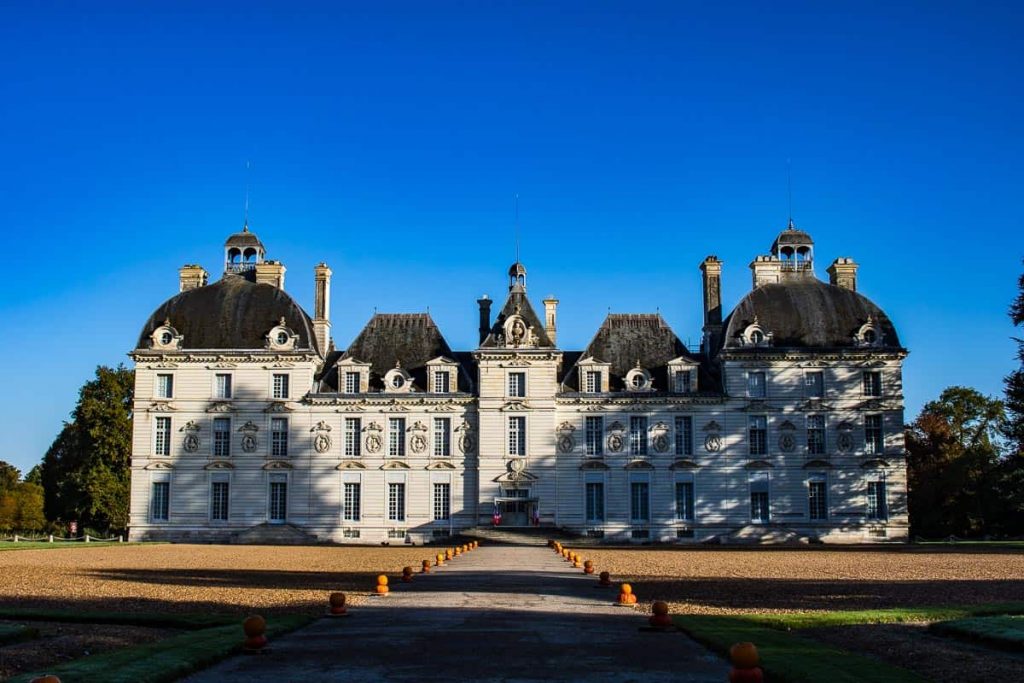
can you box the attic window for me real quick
[391,375,405,389]
[741,320,771,347]
[855,318,883,347]
[384,366,413,393]
[625,367,652,392]
[266,319,297,351]
[150,322,182,350]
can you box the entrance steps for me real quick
[462,526,576,546]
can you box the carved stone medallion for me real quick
[183,434,200,453]
[410,434,427,453]
[779,433,796,453]
[607,433,624,453]
[557,434,575,453]
[314,433,332,454]
[365,433,382,454]
[653,434,670,453]
[704,434,722,452]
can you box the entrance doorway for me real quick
[494,488,537,527]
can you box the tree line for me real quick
[5,265,1024,537]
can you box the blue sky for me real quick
[1,1,1021,474]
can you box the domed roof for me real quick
[136,275,319,353]
[224,226,264,250]
[721,280,900,350]
[508,261,527,277]
[771,221,814,252]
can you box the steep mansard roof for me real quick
[561,313,699,391]
[136,274,319,353]
[320,313,475,392]
[721,280,901,350]
[480,289,554,349]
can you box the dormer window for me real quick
[433,371,450,393]
[384,364,413,394]
[673,370,691,394]
[585,370,602,393]
[343,372,360,394]
[624,366,652,392]
[855,318,884,347]
[391,375,405,389]
[266,318,297,351]
[425,356,459,394]
[150,320,183,350]
[741,319,771,347]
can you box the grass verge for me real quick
[674,614,928,683]
[8,614,315,683]
[0,622,39,645]
[0,542,127,551]
[930,614,1024,651]
[0,607,234,630]
[743,603,1024,630]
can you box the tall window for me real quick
[585,416,603,456]
[433,371,450,394]
[156,374,173,399]
[433,418,451,457]
[865,414,884,454]
[151,481,170,521]
[584,370,602,393]
[154,417,171,456]
[805,371,824,398]
[585,482,605,522]
[749,416,768,456]
[629,416,648,456]
[808,475,828,520]
[213,418,231,458]
[675,416,693,456]
[389,418,405,456]
[272,373,289,399]
[388,483,406,521]
[343,371,360,394]
[630,481,650,522]
[210,480,229,521]
[673,370,692,394]
[268,474,287,522]
[863,371,882,397]
[675,479,695,521]
[214,373,232,399]
[344,418,361,457]
[433,483,451,521]
[807,415,825,455]
[750,473,770,523]
[508,372,526,397]
[271,418,289,457]
[508,416,526,456]
[867,479,888,520]
[342,482,361,521]
[748,371,766,398]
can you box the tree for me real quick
[40,365,134,531]
[906,386,1007,537]
[1000,258,1024,532]
[0,461,19,494]
[0,462,47,533]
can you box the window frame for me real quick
[271,373,290,400]
[153,416,171,457]
[214,373,233,400]
[388,482,406,522]
[629,416,648,456]
[343,371,360,394]
[806,414,826,455]
[270,417,289,457]
[507,371,527,398]
[507,416,526,457]
[749,471,770,523]
[342,480,361,522]
[866,478,889,520]
[267,473,288,523]
[865,414,884,454]
[433,482,451,521]
[388,417,406,457]
[584,480,605,523]
[629,479,651,523]
[433,417,451,457]
[748,415,768,456]
[675,476,695,522]
[155,373,174,399]
[344,418,361,457]
[807,474,828,521]
[805,371,824,398]
[584,370,602,394]
[433,370,451,394]
[748,371,767,398]
[210,477,230,522]
[584,416,604,457]
[862,371,882,397]
[150,478,170,522]
[212,417,231,458]
[675,416,693,456]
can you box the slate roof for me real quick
[136,274,319,353]
[320,313,474,392]
[561,314,699,391]
[480,289,554,348]
[771,223,814,252]
[721,280,901,350]
[224,227,264,250]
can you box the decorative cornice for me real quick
[132,351,322,364]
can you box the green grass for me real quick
[0,607,235,630]
[675,615,928,683]
[915,540,1024,550]
[9,614,315,683]
[743,603,1024,630]
[0,622,39,645]
[0,541,127,551]
[931,615,1024,651]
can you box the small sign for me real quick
[69,521,78,535]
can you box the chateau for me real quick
[128,221,909,544]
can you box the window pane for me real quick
[508,372,526,397]
[674,370,691,393]
[629,417,647,456]
[343,482,361,521]
[434,371,450,394]
[508,416,525,456]
[154,417,171,456]
[808,479,827,520]
[151,481,170,521]
[211,481,229,521]
[215,374,232,399]
[806,372,823,397]
[389,418,405,456]
[433,483,450,521]
[749,372,766,398]
[630,482,650,522]
[675,481,694,521]
[345,418,361,457]
[344,372,359,394]
[585,482,604,521]
[388,483,406,521]
[157,374,173,398]
[749,416,767,456]
[271,418,289,457]
[213,418,231,458]
[434,418,451,456]
[269,480,287,521]
[585,370,601,393]
[273,374,289,399]
[675,416,693,456]
[585,417,603,456]
[807,415,825,455]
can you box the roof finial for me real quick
[786,158,794,230]
[243,159,252,232]
[514,193,520,264]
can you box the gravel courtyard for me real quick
[0,544,434,615]
[578,546,1024,613]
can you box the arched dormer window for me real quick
[624,364,652,392]
[150,320,183,350]
[854,317,884,347]
[384,362,414,393]
[266,318,297,351]
[741,318,772,347]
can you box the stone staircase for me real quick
[230,523,320,545]
[461,526,577,546]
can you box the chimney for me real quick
[700,256,723,354]
[477,295,492,345]
[827,257,859,292]
[750,255,781,288]
[313,263,332,353]
[178,265,208,292]
[543,296,559,346]
[254,260,286,289]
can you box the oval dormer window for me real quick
[750,330,764,344]
[391,374,405,389]
[625,367,652,391]
[276,331,289,346]
[863,329,877,344]
[266,319,296,351]
[160,330,174,345]
[150,322,182,350]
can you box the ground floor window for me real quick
[151,480,169,521]
[675,479,694,521]
[433,482,450,521]
[268,475,287,522]
[749,472,770,523]
[808,475,828,520]
[630,481,650,522]
[389,482,406,522]
[343,482,361,521]
[585,481,604,522]
[210,480,229,521]
[867,479,888,520]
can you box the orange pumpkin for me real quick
[620,583,633,595]
[29,676,61,683]
[242,615,266,638]
[729,642,760,670]
[329,592,346,608]
[652,601,669,616]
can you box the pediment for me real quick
[492,470,539,483]
[204,460,235,470]
[669,459,699,470]
[579,460,609,470]
[860,458,891,469]
[146,401,177,413]
[143,461,174,470]
[381,460,412,470]
[501,401,531,412]
[264,402,294,413]
[426,461,457,470]
[207,402,235,413]
[576,355,611,367]
[667,356,700,367]
[625,459,654,470]
[745,459,774,470]
[803,459,833,469]
[336,460,366,470]
[426,355,459,366]
[337,357,372,367]
[263,460,293,470]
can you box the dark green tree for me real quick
[41,365,134,531]
[0,461,19,494]
[999,259,1024,532]
[906,386,1006,537]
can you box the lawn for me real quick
[0,541,126,551]
[931,614,1024,650]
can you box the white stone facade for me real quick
[128,225,909,544]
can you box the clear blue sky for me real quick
[1,1,1021,474]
